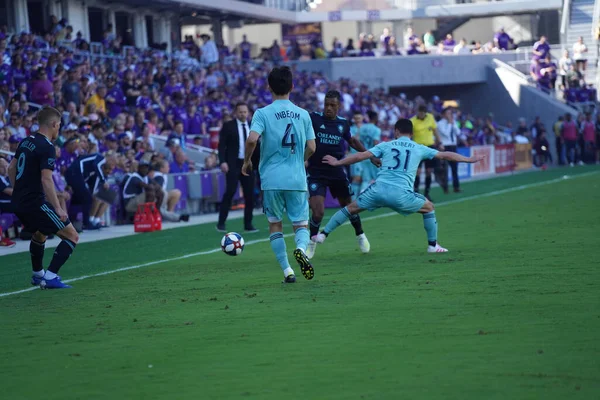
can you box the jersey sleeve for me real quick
[420,144,439,160]
[40,144,56,171]
[342,120,352,142]
[250,109,265,136]
[305,111,316,140]
[368,142,386,158]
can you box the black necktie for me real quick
[242,123,247,141]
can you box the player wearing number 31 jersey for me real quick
[312,118,483,254]
[242,66,316,283]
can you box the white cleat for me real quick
[427,244,449,253]
[312,233,327,244]
[357,233,370,253]
[305,240,317,259]
[578,161,585,166]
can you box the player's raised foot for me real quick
[293,248,314,280]
[40,276,72,289]
[427,244,448,253]
[305,239,317,259]
[357,233,370,253]
[311,233,327,244]
[282,274,296,284]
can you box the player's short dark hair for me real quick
[235,102,248,110]
[367,110,378,121]
[395,118,413,134]
[325,90,341,102]
[417,105,428,113]
[37,106,62,127]
[174,120,183,127]
[268,66,293,96]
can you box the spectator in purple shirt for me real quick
[532,36,550,61]
[442,34,456,52]
[135,85,152,113]
[493,28,513,51]
[105,75,126,118]
[30,69,54,105]
[167,93,188,130]
[163,74,184,97]
[169,148,192,173]
[186,104,203,136]
[239,35,252,61]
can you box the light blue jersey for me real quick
[369,136,438,190]
[250,99,315,191]
[357,123,381,149]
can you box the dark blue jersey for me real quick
[11,134,56,208]
[69,153,106,185]
[307,112,351,178]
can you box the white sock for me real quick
[44,271,57,280]
[89,217,95,224]
[93,217,101,224]
[32,270,44,277]
[283,267,294,277]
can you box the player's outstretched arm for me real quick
[435,151,484,163]
[323,151,374,167]
[241,131,260,176]
[7,158,16,187]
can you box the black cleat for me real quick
[293,249,314,280]
[245,225,259,233]
[180,214,190,222]
[282,274,296,283]
[216,224,226,233]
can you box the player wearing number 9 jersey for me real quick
[312,118,484,254]
[242,66,316,283]
[8,106,80,289]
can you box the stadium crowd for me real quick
[0,23,596,247]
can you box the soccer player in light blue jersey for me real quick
[242,66,316,283]
[353,111,381,193]
[312,118,483,254]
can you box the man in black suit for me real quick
[217,102,258,233]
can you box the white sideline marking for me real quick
[0,170,597,298]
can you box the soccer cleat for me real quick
[244,225,259,233]
[427,244,449,253]
[578,161,584,166]
[282,274,296,283]
[305,239,317,259]
[0,237,16,248]
[40,276,72,289]
[216,224,226,233]
[311,233,327,244]
[357,233,370,253]
[293,248,314,280]
[31,274,44,286]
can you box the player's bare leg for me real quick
[338,195,370,253]
[306,195,325,259]
[167,189,182,212]
[313,200,366,244]
[418,200,448,253]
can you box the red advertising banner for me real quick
[471,145,495,176]
[494,144,516,173]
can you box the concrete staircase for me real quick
[566,0,597,81]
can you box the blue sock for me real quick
[323,207,352,236]
[48,239,76,274]
[269,233,290,272]
[294,227,310,252]
[423,211,437,246]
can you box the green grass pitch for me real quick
[1,166,599,400]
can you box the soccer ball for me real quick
[221,232,245,256]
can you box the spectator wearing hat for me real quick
[104,133,119,152]
[201,34,219,65]
[117,131,133,153]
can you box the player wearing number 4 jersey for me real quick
[242,66,316,283]
[8,107,80,289]
[312,118,483,253]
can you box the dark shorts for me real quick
[308,174,352,199]
[16,201,71,235]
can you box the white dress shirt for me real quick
[236,119,248,159]
[437,118,460,146]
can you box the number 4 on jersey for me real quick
[281,123,296,154]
